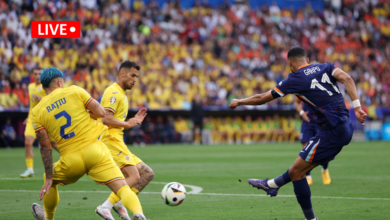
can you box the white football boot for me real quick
[21,169,34,178]
[95,205,115,220]
[31,203,47,220]
[113,203,131,220]
[132,213,147,220]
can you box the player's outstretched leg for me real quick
[289,156,319,220]
[31,174,59,220]
[248,169,291,197]
[100,163,154,220]
[21,136,35,178]
[321,162,331,185]
[106,180,146,220]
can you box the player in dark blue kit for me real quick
[295,98,331,185]
[229,47,367,220]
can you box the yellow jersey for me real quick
[99,83,128,140]
[32,85,107,155]
[28,83,46,120]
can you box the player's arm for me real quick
[294,97,310,122]
[333,69,367,125]
[36,128,54,200]
[86,99,106,118]
[229,90,275,110]
[102,108,147,130]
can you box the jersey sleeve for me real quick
[31,110,45,132]
[273,75,298,97]
[329,62,340,77]
[100,88,122,114]
[73,86,93,108]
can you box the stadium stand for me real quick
[0,0,389,144]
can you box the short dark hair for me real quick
[287,47,306,59]
[119,61,140,72]
[32,66,42,71]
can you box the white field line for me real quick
[0,179,203,194]
[0,189,389,201]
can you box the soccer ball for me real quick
[161,182,186,206]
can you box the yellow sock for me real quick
[43,174,59,220]
[108,192,121,205]
[26,158,33,169]
[117,185,142,214]
[131,187,139,195]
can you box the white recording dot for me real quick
[70,27,76,32]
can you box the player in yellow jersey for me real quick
[30,67,147,220]
[95,61,154,220]
[21,67,46,178]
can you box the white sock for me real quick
[102,200,114,209]
[116,200,123,206]
[28,168,34,173]
[306,175,312,179]
[267,179,278,188]
[321,168,328,172]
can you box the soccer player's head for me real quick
[287,47,309,72]
[118,60,140,90]
[32,67,42,84]
[40,67,64,90]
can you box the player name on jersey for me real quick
[46,98,67,112]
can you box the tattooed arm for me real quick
[36,129,54,200]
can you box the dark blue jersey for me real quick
[274,62,349,130]
[302,102,317,126]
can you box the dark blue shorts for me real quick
[300,121,318,143]
[299,118,353,166]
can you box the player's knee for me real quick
[288,167,306,181]
[126,172,140,186]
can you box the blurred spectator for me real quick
[191,94,204,143]
[1,118,16,148]
[174,116,192,143]
[201,117,213,145]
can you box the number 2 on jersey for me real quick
[54,111,75,140]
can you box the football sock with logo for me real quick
[322,162,329,171]
[43,175,59,220]
[117,185,143,214]
[26,158,33,171]
[293,178,315,220]
[267,169,292,188]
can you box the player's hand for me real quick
[229,99,240,110]
[354,107,367,126]
[134,108,147,122]
[39,178,53,200]
[301,111,310,122]
[32,94,41,101]
[23,118,28,125]
[127,117,143,129]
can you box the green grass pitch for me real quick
[0,142,389,220]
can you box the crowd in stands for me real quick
[0,0,389,116]
[125,114,301,145]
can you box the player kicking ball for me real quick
[229,47,367,220]
[94,61,154,220]
[295,98,331,185]
[30,67,147,220]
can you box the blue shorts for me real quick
[299,118,353,166]
[300,121,318,143]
